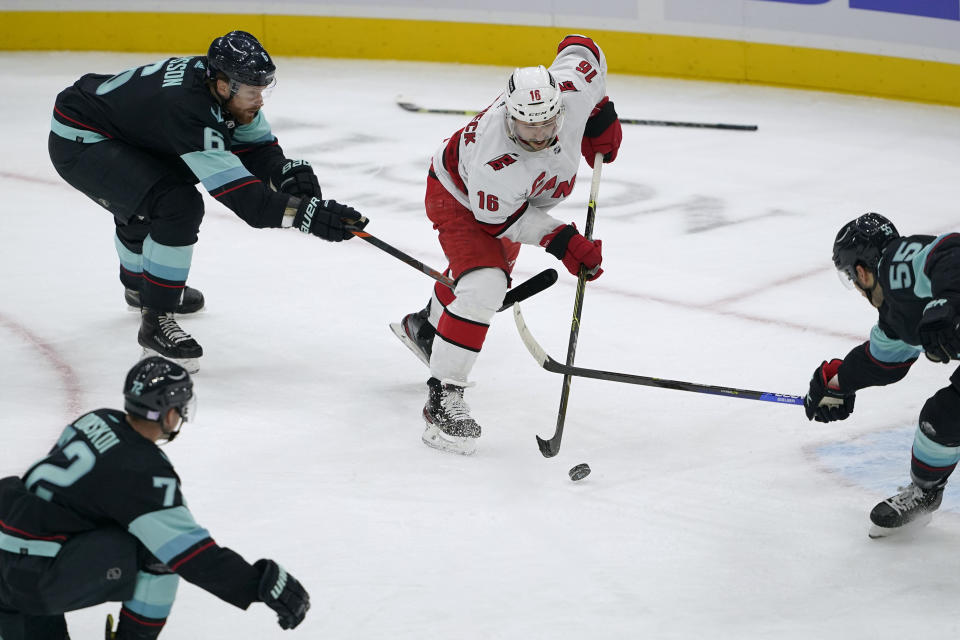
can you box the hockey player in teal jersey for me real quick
[48,30,368,372]
[805,213,960,537]
[0,357,309,639]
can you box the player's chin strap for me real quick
[158,414,184,445]
[854,270,882,306]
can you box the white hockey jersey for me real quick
[430,35,608,246]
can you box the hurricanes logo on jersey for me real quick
[531,171,577,199]
[487,153,518,171]
[558,80,578,92]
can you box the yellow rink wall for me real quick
[2,11,959,106]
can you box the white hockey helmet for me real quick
[504,65,564,149]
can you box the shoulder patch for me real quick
[558,80,578,92]
[557,35,601,63]
[487,153,519,171]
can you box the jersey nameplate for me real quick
[73,413,121,454]
[162,57,193,88]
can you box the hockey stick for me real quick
[499,268,558,312]
[536,154,604,458]
[396,100,758,132]
[346,224,558,311]
[514,303,803,405]
[347,224,454,288]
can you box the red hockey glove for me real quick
[541,224,603,281]
[804,359,856,422]
[581,97,622,168]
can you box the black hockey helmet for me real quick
[832,212,899,284]
[206,30,276,88]
[124,356,195,424]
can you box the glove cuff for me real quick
[819,359,844,388]
[254,559,286,602]
[584,99,618,137]
[543,225,578,259]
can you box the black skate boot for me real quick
[126,286,205,314]
[422,377,481,455]
[390,303,435,367]
[868,480,946,538]
[138,308,203,373]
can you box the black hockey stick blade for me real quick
[514,303,804,406]
[348,221,557,306]
[396,99,757,131]
[498,268,558,312]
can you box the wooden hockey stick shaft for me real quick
[536,154,604,458]
[396,100,758,132]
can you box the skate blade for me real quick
[129,303,206,314]
[140,348,200,374]
[868,512,934,539]
[421,424,477,456]
[389,321,430,367]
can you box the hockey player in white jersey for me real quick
[391,35,622,455]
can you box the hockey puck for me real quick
[568,463,591,481]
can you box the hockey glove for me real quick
[804,359,856,422]
[273,159,322,199]
[918,298,960,363]
[254,559,310,630]
[293,197,367,242]
[581,97,622,168]
[541,223,603,281]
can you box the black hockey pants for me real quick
[48,133,205,311]
[0,527,138,640]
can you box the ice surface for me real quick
[3,51,960,638]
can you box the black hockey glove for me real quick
[918,298,960,363]
[254,559,310,630]
[293,197,368,242]
[804,359,856,423]
[273,159,322,199]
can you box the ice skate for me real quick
[390,304,435,367]
[868,481,945,538]
[138,308,203,373]
[126,285,205,314]
[422,377,481,455]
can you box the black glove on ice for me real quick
[254,559,310,630]
[293,197,367,242]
